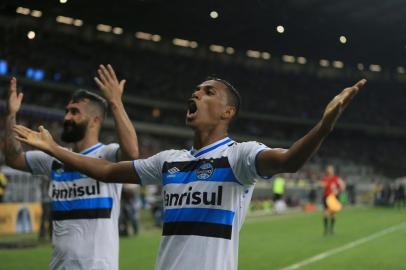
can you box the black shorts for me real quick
[273,193,282,201]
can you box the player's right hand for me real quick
[321,79,367,133]
[7,77,24,114]
[94,64,126,104]
[13,125,57,154]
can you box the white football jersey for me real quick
[133,137,271,270]
[25,143,122,270]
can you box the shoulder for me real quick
[26,150,55,161]
[228,141,267,150]
[85,143,120,162]
[226,140,268,165]
[231,141,266,147]
[227,141,269,156]
[101,143,119,152]
[156,149,188,160]
[94,143,119,157]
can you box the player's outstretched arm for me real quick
[13,125,140,184]
[94,64,139,161]
[4,77,29,171]
[257,79,367,176]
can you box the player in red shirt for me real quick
[321,165,345,235]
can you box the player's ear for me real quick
[90,115,103,128]
[221,105,236,120]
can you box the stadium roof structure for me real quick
[2,0,406,67]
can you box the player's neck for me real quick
[193,129,228,150]
[72,135,100,153]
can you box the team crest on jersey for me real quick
[196,162,214,180]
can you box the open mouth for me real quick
[186,99,198,119]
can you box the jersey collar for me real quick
[80,143,103,155]
[190,137,233,158]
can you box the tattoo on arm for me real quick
[5,114,23,159]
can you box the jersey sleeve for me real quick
[102,143,120,162]
[228,141,274,185]
[132,151,171,185]
[24,150,54,175]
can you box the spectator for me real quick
[0,171,7,202]
[272,175,286,214]
[119,184,140,236]
[394,181,405,209]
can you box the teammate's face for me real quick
[61,100,90,143]
[186,80,229,129]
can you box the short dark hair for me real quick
[70,89,108,118]
[206,76,241,117]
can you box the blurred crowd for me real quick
[1,25,406,127]
[1,23,405,176]
[373,180,406,207]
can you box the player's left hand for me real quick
[94,64,126,104]
[321,79,367,133]
[13,125,57,153]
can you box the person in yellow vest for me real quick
[273,176,286,214]
[0,172,8,202]
[272,176,285,201]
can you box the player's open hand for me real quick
[7,77,23,114]
[13,125,57,153]
[94,64,126,104]
[321,79,367,133]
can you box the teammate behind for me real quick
[13,77,366,270]
[4,65,138,270]
[321,165,346,235]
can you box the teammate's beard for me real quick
[61,120,87,143]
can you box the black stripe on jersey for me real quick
[52,208,112,220]
[162,157,230,173]
[162,221,232,239]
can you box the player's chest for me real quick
[49,160,107,199]
[162,156,237,185]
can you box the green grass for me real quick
[0,207,405,270]
[239,207,406,270]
